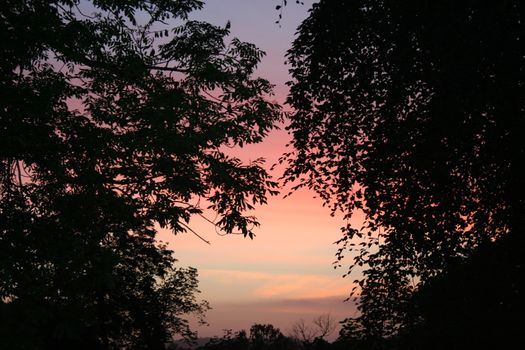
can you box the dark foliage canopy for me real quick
[181,322,366,350]
[285,0,524,338]
[0,0,281,348]
[403,233,525,349]
[192,324,304,350]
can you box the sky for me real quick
[154,0,361,340]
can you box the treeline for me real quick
[169,323,352,350]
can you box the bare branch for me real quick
[313,314,337,339]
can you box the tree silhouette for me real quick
[285,0,524,340]
[290,314,336,344]
[197,325,301,350]
[250,323,284,350]
[200,329,250,350]
[398,233,525,350]
[290,319,317,343]
[1,0,281,348]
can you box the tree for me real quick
[290,314,336,343]
[312,314,337,341]
[398,233,525,350]
[200,329,250,350]
[199,326,300,350]
[1,0,281,348]
[290,319,317,343]
[285,0,524,339]
[250,323,284,350]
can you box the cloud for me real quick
[254,274,350,299]
[197,268,355,303]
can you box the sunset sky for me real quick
[154,0,361,340]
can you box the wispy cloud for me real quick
[254,274,350,299]
[198,268,354,301]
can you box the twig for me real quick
[179,222,211,245]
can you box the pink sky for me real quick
[155,0,363,340]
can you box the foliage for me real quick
[249,323,286,350]
[284,0,524,338]
[199,329,250,350]
[275,0,305,25]
[0,0,281,348]
[398,232,524,350]
[196,324,311,350]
